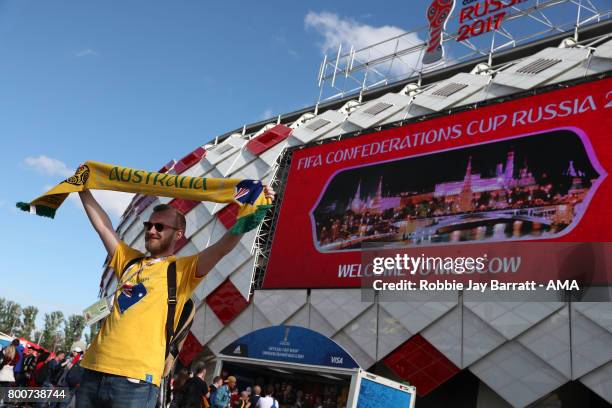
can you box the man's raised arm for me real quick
[196,185,275,278]
[79,189,119,257]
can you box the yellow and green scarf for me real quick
[17,161,272,234]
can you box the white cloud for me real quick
[75,48,99,58]
[305,11,422,77]
[69,190,134,218]
[261,108,274,121]
[24,155,74,178]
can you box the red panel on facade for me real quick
[169,198,199,215]
[205,279,249,325]
[382,334,460,396]
[178,332,203,366]
[216,203,239,229]
[173,147,206,174]
[158,160,176,174]
[246,124,292,155]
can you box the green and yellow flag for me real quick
[17,161,272,234]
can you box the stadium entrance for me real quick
[210,325,416,407]
[217,359,353,408]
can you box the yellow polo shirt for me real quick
[81,241,202,385]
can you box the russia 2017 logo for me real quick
[423,0,455,64]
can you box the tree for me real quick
[85,324,100,347]
[16,306,38,340]
[0,298,22,335]
[62,315,86,352]
[41,311,64,351]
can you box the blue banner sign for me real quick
[220,325,359,369]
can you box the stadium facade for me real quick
[98,19,612,408]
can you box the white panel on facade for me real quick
[228,157,272,181]
[308,305,337,338]
[252,290,308,329]
[376,306,413,361]
[229,257,257,300]
[291,110,347,144]
[285,304,310,328]
[322,121,362,140]
[550,57,612,84]
[413,72,490,111]
[379,290,457,334]
[347,93,412,129]
[310,289,373,334]
[422,305,462,368]
[191,304,224,346]
[573,298,612,333]
[189,218,226,251]
[201,165,224,179]
[184,204,213,239]
[258,140,289,168]
[204,136,247,166]
[379,103,435,126]
[570,307,612,378]
[176,240,198,257]
[580,361,612,404]
[517,306,571,378]
[333,305,377,368]
[464,290,564,340]
[459,82,519,106]
[493,47,590,90]
[193,269,225,302]
[131,233,146,253]
[463,308,506,366]
[122,216,142,247]
[223,148,259,176]
[470,342,568,408]
[213,236,254,281]
[593,38,612,59]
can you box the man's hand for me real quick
[195,184,275,278]
[263,184,275,203]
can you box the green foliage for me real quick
[62,315,86,352]
[40,311,64,351]
[0,298,22,335]
[15,306,38,339]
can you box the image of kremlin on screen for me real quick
[312,130,601,252]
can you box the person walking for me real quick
[211,376,236,408]
[175,361,209,408]
[256,386,278,408]
[0,341,18,386]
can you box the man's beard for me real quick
[145,234,173,255]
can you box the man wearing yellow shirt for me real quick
[75,186,274,408]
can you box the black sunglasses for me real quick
[143,221,179,232]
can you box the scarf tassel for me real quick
[230,204,272,235]
[16,202,57,219]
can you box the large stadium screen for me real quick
[264,77,612,289]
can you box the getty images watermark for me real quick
[369,253,579,292]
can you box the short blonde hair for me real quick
[152,204,186,231]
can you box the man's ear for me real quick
[175,229,184,241]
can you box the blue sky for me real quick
[0,0,436,335]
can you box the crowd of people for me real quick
[170,363,347,408]
[0,338,84,407]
